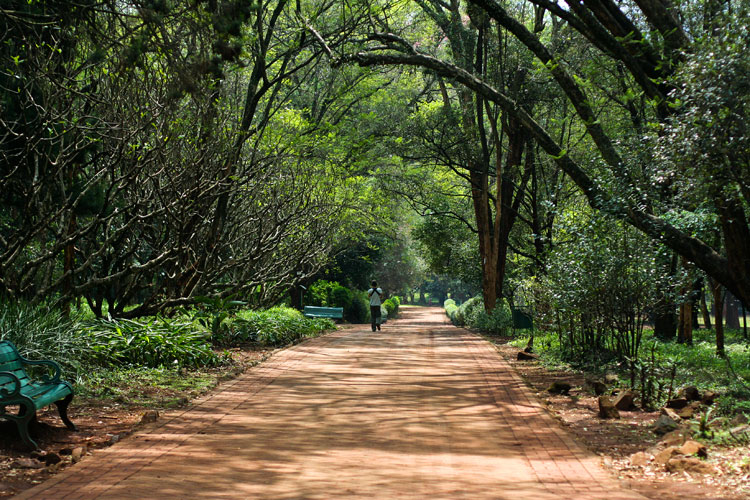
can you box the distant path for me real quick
[17,307,645,499]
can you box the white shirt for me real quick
[368,288,383,306]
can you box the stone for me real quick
[677,401,701,419]
[71,447,85,464]
[517,351,539,361]
[653,446,681,465]
[584,378,607,396]
[678,440,707,458]
[108,434,120,445]
[614,389,637,411]
[44,452,62,465]
[12,458,44,469]
[629,451,652,467]
[141,410,160,424]
[665,398,689,409]
[681,386,701,402]
[598,396,620,419]
[660,407,681,421]
[666,457,716,475]
[547,381,572,395]
[659,429,689,447]
[653,414,679,435]
[729,424,750,439]
[604,373,619,385]
[701,390,718,405]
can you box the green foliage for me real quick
[84,317,224,369]
[222,306,333,347]
[514,326,750,415]
[307,279,369,323]
[190,296,247,336]
[0,301,90,375]
[307,280,340,307]
[383,298,398,317]
[535,211,666,362]
[445,296,512,334]
[345,292,371,324]
[444,298,458,319]
[78,366,223,408]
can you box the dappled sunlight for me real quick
[18,308,643,499]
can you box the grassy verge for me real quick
[509,327,750,416]
[0,302,335,410]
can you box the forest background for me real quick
[1,0,749,428]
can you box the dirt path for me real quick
[16,307,646,499]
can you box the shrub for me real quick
[444,299,458,321]
[346,292,370,324]
[383,298,396,317]
[85,316,224,369]
[307,280,339,306]
[331,285,353,309]
[474,301,512,335]
[228,306,333,347]
[446,296,512,334]
[0,301,90,375]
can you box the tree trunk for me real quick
[725,292,741,329]
[700,285,712,330]
[289,285,302,310]
[710,279,725,357]
[677,302,693,345]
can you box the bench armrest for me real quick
[19,359,62,384]
[0,371,23,398]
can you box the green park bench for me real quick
[0,340,76,449]
[303,306,344,320]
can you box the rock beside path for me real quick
[653,414,679,435]
[613,389,637,411]
[666,457,716,475]
[598,396,620,419]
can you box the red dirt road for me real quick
[16,307,645,499]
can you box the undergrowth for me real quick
[510,327,750,415]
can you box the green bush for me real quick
[0,301,90,375]
[474,302,512,334]
[445,296,512,334]
[307,280,367,323]
[85,316,224,369]
[444,299,458,321]
[307,280,339,306]
[345,292,370,324]
[331,285,353,309]
[228,306,333,347]
[383,298,397,317]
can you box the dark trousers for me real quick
[370,305,381,331]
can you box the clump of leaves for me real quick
[214,306,334,347]
[85,316,226,368]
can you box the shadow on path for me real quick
[17,307,645,499]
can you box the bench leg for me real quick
[16,403,40,450]
[55,393,77,431]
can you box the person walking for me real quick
[368,280,383,332]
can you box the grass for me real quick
[511,326,750,415]
[77,366,227,408]
[1,301,337,412]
